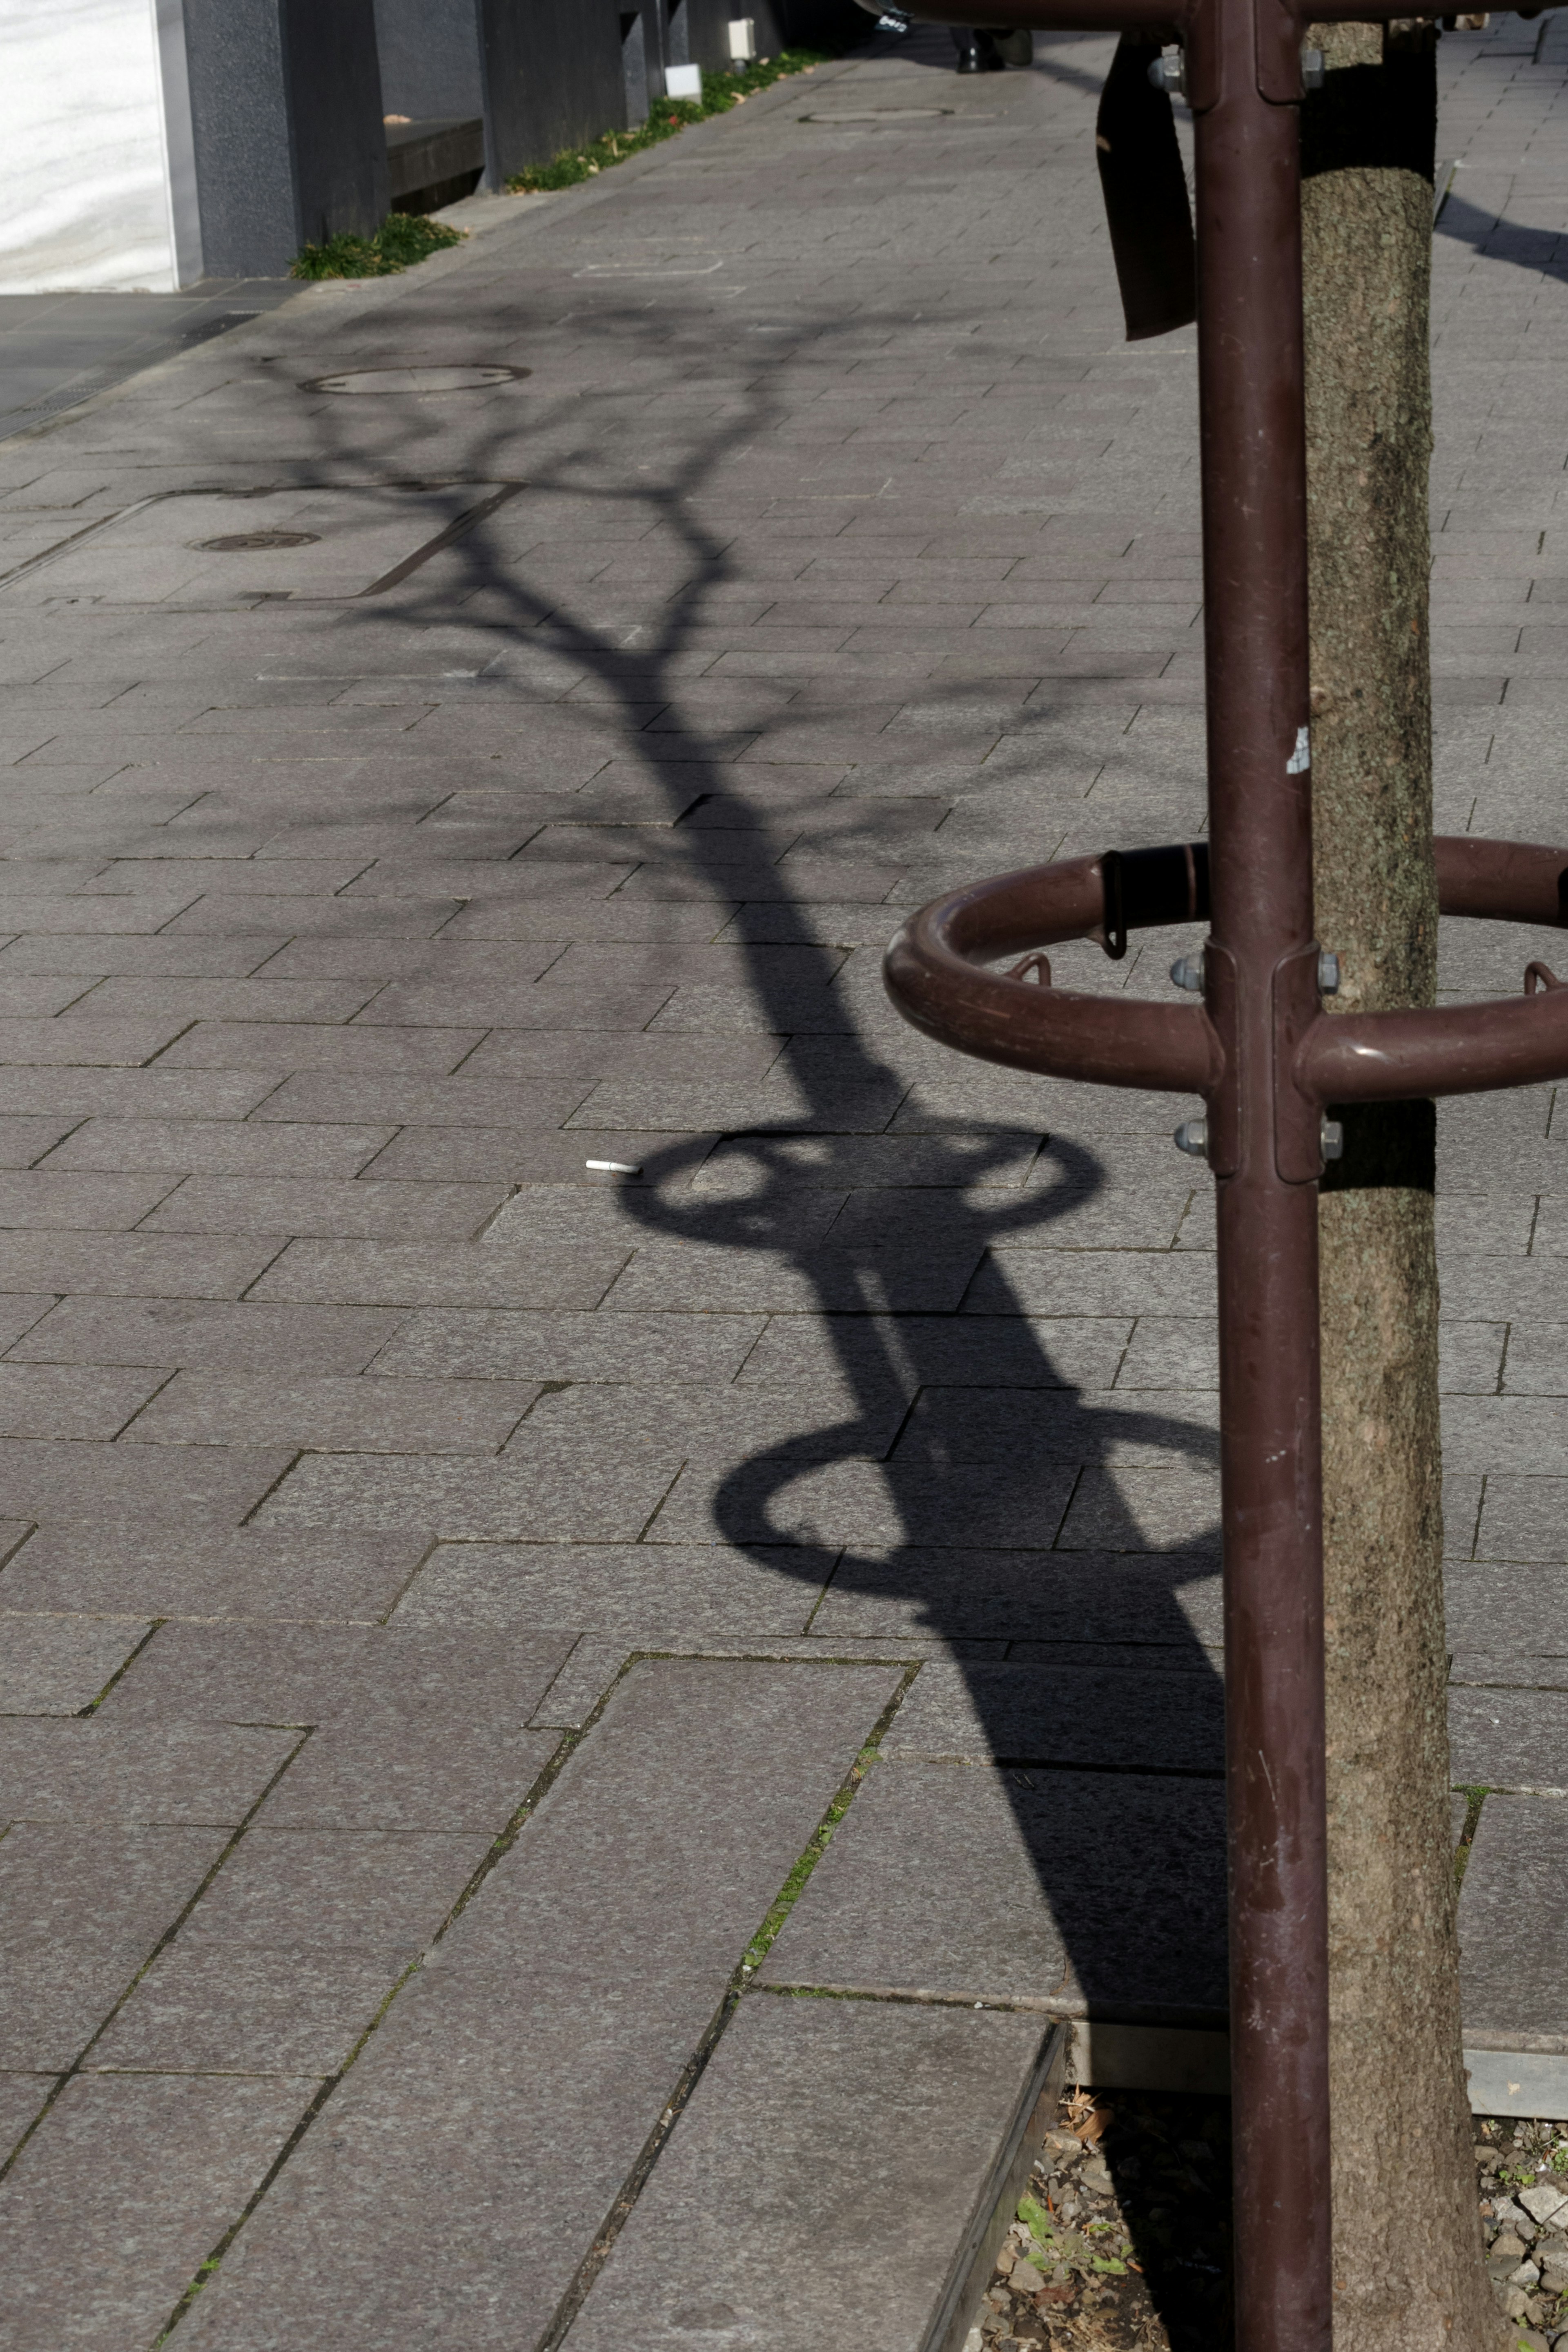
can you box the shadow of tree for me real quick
[176,156,1231,2306]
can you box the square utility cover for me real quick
[8,484,510,608]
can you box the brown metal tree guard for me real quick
[870,4,1568,2348]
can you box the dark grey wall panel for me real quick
[479,0,626,177]
[183,0,298,277]
[281,0,390,247]
[372,0,486,118]
[184,0,388,274]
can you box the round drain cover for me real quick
[800,107,955,122]
[195,531,321,552]
[299,364,530,395]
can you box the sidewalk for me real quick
[0,21,1565,2347]
[0,282,298,442]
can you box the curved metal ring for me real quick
[884,835,1568,1104]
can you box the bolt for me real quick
[1147,47,1185,94]
[1302,47,1326,89]
[1170,955,1205,993]
[1174,1118,1208,1158]
[1318,952,1340,995]
[1321,1118,1344,1162]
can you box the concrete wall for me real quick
[0,0,203,293]
[372,0,486,121]
[479,0,632,180]
[184,0,387,276]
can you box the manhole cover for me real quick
[800,107,956,122]
[194,530,321,552]
[299,364,530,395]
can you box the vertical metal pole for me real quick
[1187,0,1334,2344]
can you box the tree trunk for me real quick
[1302,27,1507,2350]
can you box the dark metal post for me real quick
[1189,3,1333,2345]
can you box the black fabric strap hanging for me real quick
[1094,32,1198,340]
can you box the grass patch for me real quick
[506,49,831,192]
[291,211,465,280]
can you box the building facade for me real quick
[0,0,863,294]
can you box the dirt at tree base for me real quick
[971,2091,1568,2352]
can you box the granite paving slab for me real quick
[565,1994,1059,2352]
[0,1824,230,2069]
[757,1757,1229,2027]
[882,1659,1225,1772]
[175,1659,898,2349]
[0,1614,151,1712]
[1459,1792,1568,2053]
[1448,1683,1568,1790]
[0,2073,317,2352]
[0,1721,301,1825]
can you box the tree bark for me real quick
[1302,27,1506,2350]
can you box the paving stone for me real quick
[0,1614,151,1713]
[87,1946,406,2076]
[0,1231,280,1298]
[45,1119,396,1177]
[810,1546,1222,1647]
[0,1527,427,1619]
[0,1720,300,1824]
[366,1306,763,1385]
[256,1447,680,1543]
[176,1660,899,2349]
[392,1540,835,1636]
[0,1294,54,1349]
[0,1823,229,2068]
[895,1385,1221,1467]
[0,1362,168,1440]
[882,1659,1223,1773]
[0,1439,292,1529]
[0,2073,49,2160]
[758,1757,1228,2024]
[1056,1463,1221,1554]
[733,1311,1132,1397]
[101,1622,576,1730]
[247,1238,631,1310]
[1449,1685,1568,1790]
[1444,1561,1568,1654]
[1476,1477,1568,1563]
[514,1378,909,1462]
[1458,1792,1568,2050]
[7,1298,410,1375]
[120,1370,541,1454]
[567,1994,1058,2352]
[0,2072,316,2351]
[646,1454,1080,1550]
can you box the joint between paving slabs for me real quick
[148,1723,581,2338]
[531,1661,923,2352]
[153,2073,344,2346]
[75,1615,168,1712]
[1454,1785,1490,1887]
[0,1727,312,2190]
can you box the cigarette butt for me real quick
[585,1159,641,1175]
